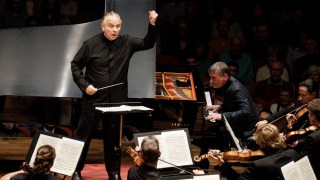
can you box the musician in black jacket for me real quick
[205,62,258,140]
[256,78,318,131]
[71,10,158,180]
[209,124,299,180]
[127,136,160,180]
[196,62,258,168]
[289,98,320,179]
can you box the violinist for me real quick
[208,124,298,180]
[289,98,320,178]
[256,78,319,131]
[127,135,161,180]
[0,145,61,180]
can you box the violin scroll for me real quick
[193,154,210,162]
[126,147,144,166]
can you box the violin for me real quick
[285,125,318,144]
[193,150,265,163]
[126,147,144,166]
[287,106,309,129]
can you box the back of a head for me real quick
[141,136,160,163]
[32,145,56,175]
[307,98,320,121]
[254,124,282,151]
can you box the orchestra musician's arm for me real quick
[256,105,297,128]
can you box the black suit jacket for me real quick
[218,76,258,138]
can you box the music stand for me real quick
[93,102,153,179]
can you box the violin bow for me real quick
[158,158,193,175]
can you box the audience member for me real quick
[59,0,77,18]
[254,60,295,107]
[246,22,273,65]
[286,30,308,71]
[30,123,70,137]
[208,124,298,180]
[219,36,255,83]
[291,37,320,84]
[207,19,230,61]
[256,46,289,82]
[158,0,185,26]
[210,5,244,42]
[160,16,194,59]
[0,0,29,28]
[0,145,61,180]
[269,87,295,114]
[41,0,70,26]
[0,122,30,137]
[226,61,238,78]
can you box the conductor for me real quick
[71,10,158,180]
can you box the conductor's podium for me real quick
[0,137,134,163]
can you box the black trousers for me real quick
[75,109,121,174]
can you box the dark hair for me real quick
[299,78,319,97]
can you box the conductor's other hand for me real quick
[86,85,97,95]
[149,10,158,26]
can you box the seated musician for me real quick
[203,62,258,146]
[208,124,299,180]
[0,145,61,180]
[256,78,319,131]
[127,135,205,180]
[127,135,161,180]
[288,98,320,178]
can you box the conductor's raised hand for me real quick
[85,85,97,95]
[149,10,158,26]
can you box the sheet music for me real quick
[281,156,316,180]
[222,114,243,151]
[50,138,84,176]
[95,105,153,112]
[28,133,84,176]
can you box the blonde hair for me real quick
[254,124,282,150]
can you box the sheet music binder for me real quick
[25,130,84,176]
[133,128,194,169]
